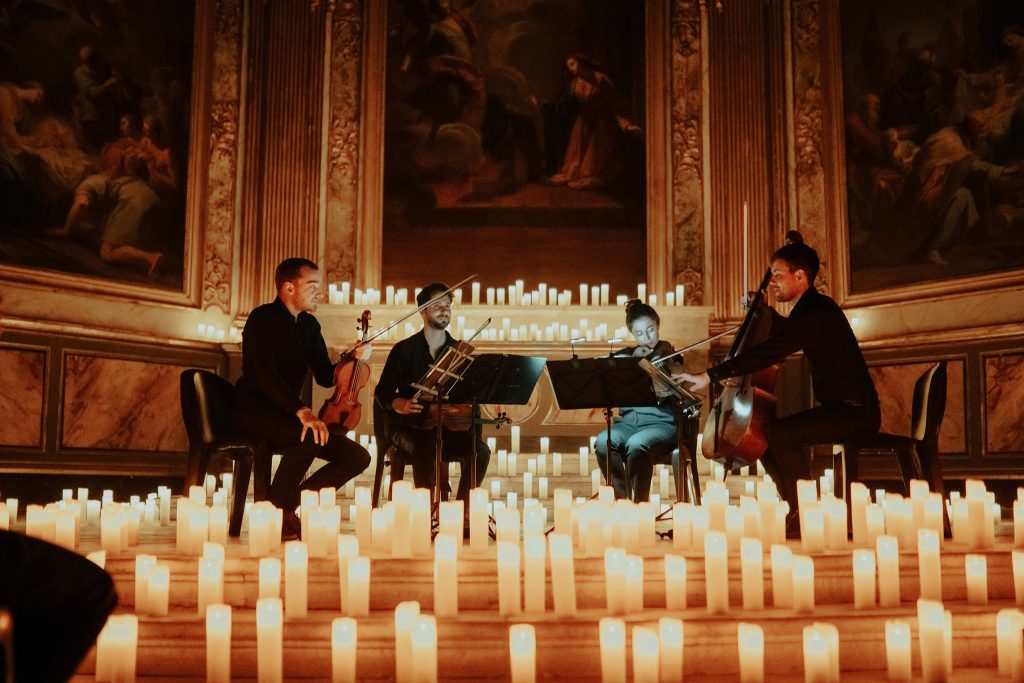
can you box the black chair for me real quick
[180,369,270,536]
[834,361,949,531]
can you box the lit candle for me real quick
[802,623,838,683]
[410,615,438,683]
[511,426,521,453]
[96,614,139,683]
[770,544,793,608]
[580,446,590,476]
[433,534,458,617]
[549,534,577,616]
[1014,550,1024,607]
[632,625,660,683]
[658,617,684,683]
[737,622,764,683]
[471,282,480,305]
[917,529,942,601]
[538,477,548,499]
[624,554,644,614]
[470,488,489,554]
[523,472,533,499]
[336,535,358,612]
[965,553,988,605]
[600,283,610,306]
[553,452,562,476]
[354,487,372,548]
[853,549,876,609]
[134,554,156,615]
[346,557,370,617]
[259,557,281,600]
[792,555,815,614]
[498,542,522,616]
[509,624,536,683]
[147,564,169,616]
[877,535,901,608]
[664,554,687,609]
[916,599,947,683]
[599,617,626,683]
[332,617,357,683]
[592,469,601,496]
[740,538,764,610]
[802,503,825,554]
[885,619,912,681]
[256,598,283,683]
[1014,499,1023,547]
[198,555,225,617]
[704,531,729,614]
[523,534,546,614]
[206,604,231,683]
[395,601,420,683]
[996,608,1024,678]
[284,540,308,618]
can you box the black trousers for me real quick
[0,530,118,682]
[393,426,490,502]
[763,403,881,512]
[233,398,371,513]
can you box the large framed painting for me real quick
[373,0,653,294]
[0,0,197,296]
[838,0,1024,295]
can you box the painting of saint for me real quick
[0,1,194,290]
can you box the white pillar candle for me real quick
[552,452,562,476]
[346,557,370,617]
[658,617,684,683]
[965,479,987,550]
[134,554,156,615]
[410,615,438,683]
[664,553,687,609]
[740,538,764,610]
[865,503,885,546]
[996,608,1024,678]
[625,554,644,614]
[738,622,765,683]
[853,549,876,609]
[511,426,521,453]
[395,601,420,683]
[704,531,729,614]
[538,477,548,499]
[1014,550,1024,607]
[885,619,912,681]
[917,528,942,601]
[1014,499,1024,548]
[599,617,626,683]
[600,283,609,306]
[148,564,169,616]
[523,472,533,499]
[96,614,139,683]
[497,542,522,616]
[549,534,577,616]
[438,500,463,545]
[55,510,76,550]
[433,534,458,617]
[580,446,589,476]
[198,556,225,617]
[284,540,308,618]
[259,557,281,600]
[916,599,947,683]
[332,617,357,683]
[965,553,988,605]
[256,598,283,683]
[824,498,847,550]
[632,625,660,683]
[801,503,825,554]
[770,544,793,608]
[523,534,546,614]
[336,535,359,612]
[792,555,815,614]
[305,506,328,558]
[206,604,232,683]
[470,489,489,554]
[877,535,901,608]
[509,623,536,683]
[592,469,601,495]
[802,623,839,683]
[354,487,372,548]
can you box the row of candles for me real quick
[326,281,689,309]
[354,316,631,344]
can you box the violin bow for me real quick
[348,273,478,346]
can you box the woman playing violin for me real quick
[595,299,684,502]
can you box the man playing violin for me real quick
[374,281,490,503]
[675,239,879,529]
[233,257,372,540]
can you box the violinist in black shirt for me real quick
[675,239,879,518]
[233,258,371,540]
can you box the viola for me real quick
[319,310,372,430]
[700,232,804,467]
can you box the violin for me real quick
[319,310,372,430]
[700,232,804,467]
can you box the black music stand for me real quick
[546,357,661,500]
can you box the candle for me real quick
[284,540,308,618]
[737,622,764,683]
[198,556,225,617]
[770,544,793,608]
[346,557,370,617]
[996,609,1024,678]
[509,624,536,683]
[395,601,420,683]
[599,618,626,683]
[523,534,546,614]
[256,598,283,683]
[259,557,281,600]
[1015,499,1024,548]
[498,542,522,616]
[740,538,764,610]
[704,531,729,614]
[434,534,458,617]
[853,549,876,609]
[664,554,687,609]
[624,554,644,614]
[965,553,988,605]
[1014,551,1024,607]
[885,620,912,681]
[134,554,156,615]
[600,283,609,306]
[96,614,139,683]
[802,503,825,554]
[877,535,901,608]
[658,617,684,683]
[523,472,533,499]
[632,626,660,683]
[206,604,232,683]
[549,534,577,616]
[410,615,438,683]
[917,529,942,601]
[592,469,601,495]
[553,452,562,476]
[802,623,839,683]
[916,599,947,683]
[511,426,521,453]
[354,487,372,548]
[332,617,357,683]
[470,489,489,554]
[471,282,480,305]
[966,479,987,550]
[792,555,815,614]
[580,446,590,476]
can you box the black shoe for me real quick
[784,510,801,540]
[281,513,302,541]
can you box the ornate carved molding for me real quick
[669,1,706,305]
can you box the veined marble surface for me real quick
[984,353,1024,453]
[61,354,189,451]
[869,360,965,453]
[0,347,45,447]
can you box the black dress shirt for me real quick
[235,297,335,415]
[707,288,878,406]
[374,329,458,422]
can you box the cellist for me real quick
[374,281,491,503]
[674,237,879,534]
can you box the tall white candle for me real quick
[470,489,489,554]
[877,535,901,608]
[704,531,729,614]
[523,534,546,614]
[346,557,370,617]
[410,615,438,683]
[853,549,876,609]
[632,626,660,683]
[549,534,577,616]
[802,623,839,683]
[497,542,522,616]
[395,601,420,683]
[917,529,942,601]
[917,599,947,683]
[284,540,308,618]
[965,553,988,605]
[198,556,225,617]
[658,617,684,683]
[332,617,357,683]
[792,555,815,614]
[740,538,764,610]
[580,446,590,476]
[511,426,521,454]
[206,604,232,683]
[134,554,156,615]
[738,622,764,683]
[885,620,912,681]
[509,623,536,683]
[433,534,458,617]
[256,598,283,683]
[770,544,793,608]
[259,557,281,600]
[1014,550,1024,607]
[996,608,1024,678]
[599,617,626,683]
[664,554,687,610]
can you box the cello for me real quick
[701,231,804,467]
[319,309,372,430]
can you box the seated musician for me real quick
[596,299,685,502]
[374,281,491,502]
[233,257,372,540]
[675,237,879,529]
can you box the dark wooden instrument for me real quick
[319,310,372,430]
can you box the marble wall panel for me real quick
[869,361,965,453]
[0,347,46,447]
[61,355,191,452]
[984,353,1024,453]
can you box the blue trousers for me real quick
[595,412,677,502]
